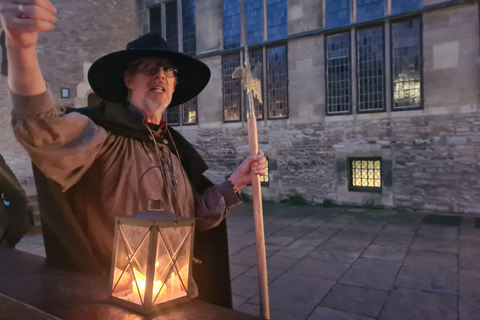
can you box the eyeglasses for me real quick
[135,60,178,78]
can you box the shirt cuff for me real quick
[9,88,60,118]
[217,179,242,207]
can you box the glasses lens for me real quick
[137,61,177,77]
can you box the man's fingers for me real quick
[12,4,56,23]
[10,17,54,32]
[13,0,57,15]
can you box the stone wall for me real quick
[180,111,480,214]
[0,0,137,183]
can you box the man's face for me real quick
[124,58,177,118]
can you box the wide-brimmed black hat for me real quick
[88,32,210,107]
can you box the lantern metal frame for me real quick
[109,211,196,313]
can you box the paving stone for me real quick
[230,264,250,280]
[274,242,316,259]
[307,307,375,320]
[459,269,480,296]
[231,274,259,298]
[265,235,296,250]
[459,229,480,243]
[417,225,458,240]
[273,225,317,238]
[340,258,401,290]
[229,244,259,267]
[322,218,353,228]
[293,217,328,228]
[404,250,458,272]
[381,223,418,235]
[374,232,414,247]
[237,303,306,320]
[361,244,408,261]
[379,288,457,320]
[244,255,298,281]
[289,258,351,281]
[292,227,340,247]
[253,273,336,315]
[264,222,289,236]
[395,266,458,294]
[329,230,376,245]
[306,241,367,263]
[459,248,480,271]
[343,220,387,234]
[321,284,389,317]
[411,236,458,254]
[14,242,46,257]
[232,294,249,309]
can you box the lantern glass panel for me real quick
[111,223,152,304]
[152,226,192,305]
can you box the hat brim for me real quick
[88,49,211,107]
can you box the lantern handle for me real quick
[138,165,178,211]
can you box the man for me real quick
[0,0,266,307]
[0,153,32,248]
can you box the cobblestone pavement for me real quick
[17,202,480,320]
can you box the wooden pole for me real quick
[247,106,270,320]
[237,1,270,317]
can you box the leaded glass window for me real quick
[357,26,385,112]
[326,32,351,115]
[165,105,180,126]
[149,6,162,34]
[182,0,196,56]
[260,158,269,187]
[267,45,288,119]
[349,158,382,192]
[222,53,242,122]
[245,49,264,120]
[391,18,422,109]
[182,97,197,125]
[165,1,178,51]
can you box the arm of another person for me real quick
[1,0,107,191]
[195,151,267,230]
[0,155,32,247]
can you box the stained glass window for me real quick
[349,158,382,191]
[182,97,198,125]
[165,105,180,126]
[326,32,351,115]
[391,18,422,109]
[149,6,162,34]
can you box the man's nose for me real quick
[154,66,166,79]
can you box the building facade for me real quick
[137,0,480,213]
[0,0,137,182]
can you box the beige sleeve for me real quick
[10,89,108,192]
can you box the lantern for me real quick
[108,208,195,313]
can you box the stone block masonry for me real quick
[181,111,480,214]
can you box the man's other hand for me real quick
[229,150,267,191]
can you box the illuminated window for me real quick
[391,18,422,109]
[222,53,242,122]
[260,158,269,187]
[348,158,382,192]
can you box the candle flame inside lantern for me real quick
[131,267,166,303]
